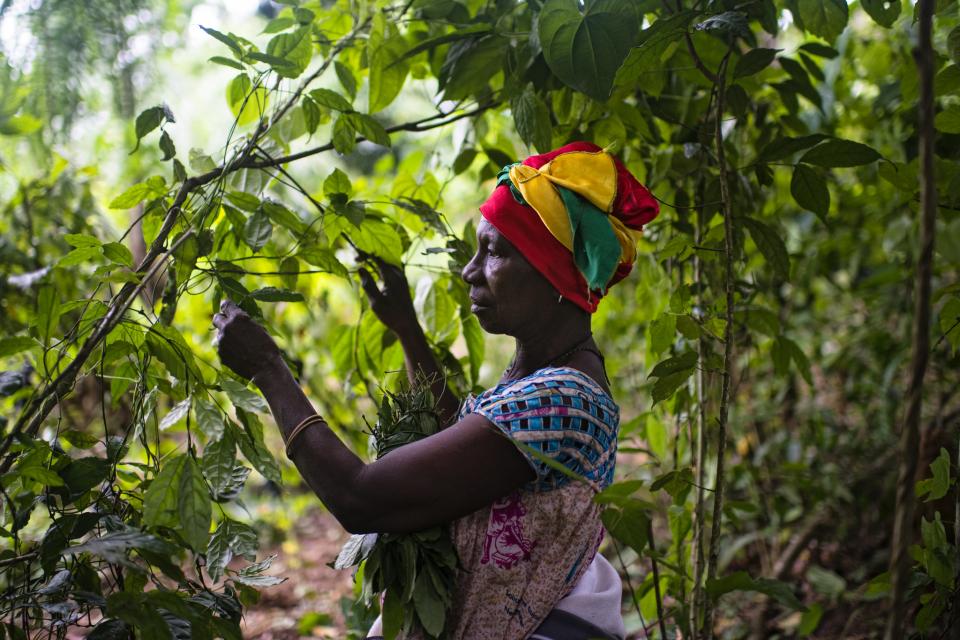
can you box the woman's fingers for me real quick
[358,268,383,301]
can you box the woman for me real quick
[212,141,659,639]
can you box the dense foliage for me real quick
[1,0,959,638]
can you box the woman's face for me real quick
[461,218,559,336]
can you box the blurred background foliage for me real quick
[0,0,959,638]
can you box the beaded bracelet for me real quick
[284,414,325,459]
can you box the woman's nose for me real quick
[461,251,481,285]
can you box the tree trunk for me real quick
[884,0,938,637]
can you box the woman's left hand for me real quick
[212,300,283,381]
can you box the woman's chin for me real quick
[472,306,505,334]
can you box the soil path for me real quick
[241,509,358,639]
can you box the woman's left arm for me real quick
[212,301,533,533]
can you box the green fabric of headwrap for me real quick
[496,164,621,292]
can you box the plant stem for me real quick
[885,1,937,637]
[701,48,735,639]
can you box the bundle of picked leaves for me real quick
[332,384,458,640]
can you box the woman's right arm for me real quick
[358,258,460,426]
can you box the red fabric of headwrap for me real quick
[479,142,659,313]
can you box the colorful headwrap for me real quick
[479,142,659,313]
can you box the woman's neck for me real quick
[506,313,593,381]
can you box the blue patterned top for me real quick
[460,366,620,492]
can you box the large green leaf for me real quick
[861,0,901,28]
[368,16,409,113]
[706,571,807,611]
[539,0,640,101]
[742,217,790,280]
[143,454,188,529]
[265,26,312,79]
[510,85,553,152]
[799,139,881,167]
[795,0,848,43]
[178,456,212,550]
[790,164,829,219]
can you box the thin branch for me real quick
[245,100,499,169]
[702,47,735,639]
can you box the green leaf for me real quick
[226,74,268,126]
[348,112,391,147]
[206,518,258,582]
[209,56,245,70]
[200,26,244,55]
[861,0,901,28]
[65,233,101,248]
[652,369,694,404]
[102,242,134,268]
[221,379,269,413]
[462,314,484,384]
[308,88,352,112]
[244,211,273,251]
[539,0,640,101]
[144,454,188,529]
[158,130,176,161]
[948,26,960,65]
[262,200,306,235]
[706,571,806,611]
[202,431,237,495]
[302,97,320,134]
[178,456,212,550]
[335,61,357,100]
[36,284,61,344]
[616,12,694,91]
[368,17,409,113]
[790,164,830,219]
[226,191,260,211]
[158,398,191,431]
[194,398,226,440]
[797,602,823,635]
[412,574,445,636]
[353,219,404,264]
[323,168,352,198]
[332,114,356,155]
[796,0,848,43]
[132,105,171,152]
[734,48,780,78]
[806,565,846,598]
[233,411,281,484]
[934,107,960,134]
[0,336,37,357]
[756,134,827,162]
[649,314,676,355]
[109,182,153,209]
[798,42,839,58]
[249,287,304,303]
[511,85,553,152]
[925,447,952,502]
[381,586,403,640]
[601,501,650,555]
[265,26,312,78]
[742,218,790,280]
[799,139,881,167]
[940,297,960,350]
[649,351,698,378]
[59,246,102,267]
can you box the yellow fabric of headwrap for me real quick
[506,150,636,265]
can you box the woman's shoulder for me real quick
[490,366,615,405]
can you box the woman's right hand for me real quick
[358,256,419,337]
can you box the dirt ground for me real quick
[241,509,359,639]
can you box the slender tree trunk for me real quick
[885,1,938,637]
[690,178,709,639]
[702,50,735,639]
